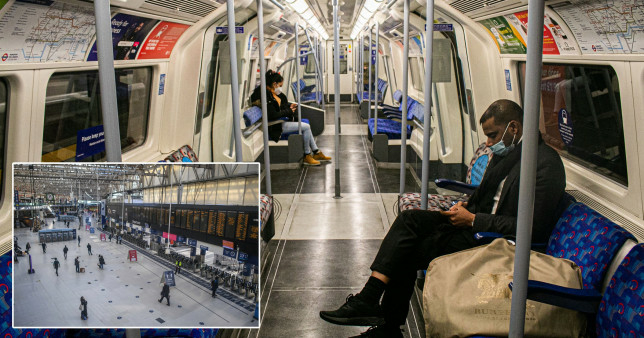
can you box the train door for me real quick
[326,40,353,101]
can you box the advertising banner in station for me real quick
[162,232,177,241]
[223,247,237,259]
[161,271,175,286]
[100,233,106,241]
[87,13,159,61]
[128,249,137,262]
[137,21,190,59]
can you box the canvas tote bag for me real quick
[423,238,586,337]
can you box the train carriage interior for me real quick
[1,0,644,336]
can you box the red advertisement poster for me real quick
[509,11,560,55]
[128,250,137,262]
[137,21,190,59]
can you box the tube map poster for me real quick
[0,0,95,63]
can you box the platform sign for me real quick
[89,227,95,234]
[505,69,512,91]
[299,50,307,65]
[238,251,248,262]
[223,247,237,259]
[190,246,197,257]
[128,250,137,262]
[188,238,197,247]
[76,125,105,161]
[176,236,185,243]
[100,233,106,241]
[215,26,244,34]
[200,245,208,256]
[72,229,77,239]
[161,271,176,286]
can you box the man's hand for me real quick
[440,201,475,227]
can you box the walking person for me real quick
[97,255,105,269]
[25,242,31,254]
[175,260,181,274]
[74,256,80,273]
[53,258,60,276]
[79,296,88,320]
[41,242,46,253]
[78,235,81,247]
[211,277,219,298]
[109,234,112,242]
[87,243,92,255]
[63,245,68,259]
[158,282,170,306]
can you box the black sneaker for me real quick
[349,325,403,338]
[319,294,384,326]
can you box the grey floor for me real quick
[13,217,256,328]
[254,104,430,338]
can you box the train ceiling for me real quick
[13,164,258,200]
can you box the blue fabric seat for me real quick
[546,203,635,290]
[243,106,263,127]
[368,98,423,140]
[595,243,644,337]
[291,79,316,98]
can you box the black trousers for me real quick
[159,295,170,304]
[370,210,478,326]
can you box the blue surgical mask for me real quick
[489,122,516,156]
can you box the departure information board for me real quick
[207,210,217,235]
[248,215,259,241]
[236,212,248,241]
[200,210,208,232]
[216,211,226,237]
[225,211,237,239]
[186,210,193,230]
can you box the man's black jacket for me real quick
[466,140,566,243]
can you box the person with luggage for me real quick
[79,296,88,320]
[25,242,31,254]
[74,256,80,273]
[319,100,567,337]
[97,255,105,269]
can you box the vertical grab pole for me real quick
[509,0,545,336]
[303,29,323,109]
[333,0,341,198]
[167,166,173,252]
[295,24,302,134]
[257,0,272,196]
[359,35,364,102]
[373,22,380,134]
[93,0,122,162]
[399,0,410,195]
[421,1,435,210]
[226,0,243,161]
[367,26,373,122]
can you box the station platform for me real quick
[13,217,257,328]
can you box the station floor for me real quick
[255,103,437,338]
[13,218,256,328]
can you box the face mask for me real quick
[274,87,282,95]
[489,122,516,156]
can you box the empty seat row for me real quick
[368,94,424,140]
[357,78,388,103]
[291,79,322,105]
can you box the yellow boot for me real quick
[313,150,332,162]
[303,154,321,166]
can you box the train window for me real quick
[409,57,423,91]
[518,63,627,186]
[0,79,6,196]
[42,67,152,162]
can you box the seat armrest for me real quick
[474,232,504,245]
[267,120,285,127]
[509,280,601,314]
[434,178,477,195]
[379,104,399,111]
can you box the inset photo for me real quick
[12,163,260,329]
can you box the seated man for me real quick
[319,99,566,337]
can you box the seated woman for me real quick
[250,70,331,166]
